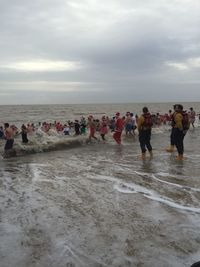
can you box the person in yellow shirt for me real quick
[172,104,185,160]
[137,107,153,160]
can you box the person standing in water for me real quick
[113,112,124,145]
[125,112,133,136]
[166,105,177,153]
[100,116,108,142]
[4,123,15,156]
[189,107,196,128]
[87,115,98,143]
[21,124,29,143]
[0,126,4,138]
[137,107,153,160]
[172,104,189,160]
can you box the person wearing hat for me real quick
[113,112,124,145]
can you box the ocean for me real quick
[0,103,200,267]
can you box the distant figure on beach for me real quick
[137,107,153,160]
[80,117,87,135]
[125,112,133,136]
[113,112,124,145]
[21,124,29,143]
[189,107,196,128]
[4,123,15,157]
[109,117,116,132]
[130,113,137,135]
[168,109,173,124]
[63,124,70,135]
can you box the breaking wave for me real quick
[1,129,87,158]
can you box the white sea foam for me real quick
[89,174,200,213]
[135,171,200,192]
[114,182,200,213]
[9,132,87,157]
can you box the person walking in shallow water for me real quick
[171,104,190,160]
[100,116,108,142]
[113,112,124,145]
[189,107,196,128]
[166,105,177,153]
[4,123,15,157]
[137,107,153,160]
[21,124,29,143]
[87,115,98,143]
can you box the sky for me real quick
[0,0,200,104]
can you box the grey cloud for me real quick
[0,0,200,104]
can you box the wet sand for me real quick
[1,128,200,267]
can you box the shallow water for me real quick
[0,103,200,267]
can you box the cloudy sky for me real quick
[0,0,199,104]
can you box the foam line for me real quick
[135,171,200,192]
[115,182,200,214]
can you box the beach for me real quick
[0,103,200,267]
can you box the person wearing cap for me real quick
[113,112,124,145]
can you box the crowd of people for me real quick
[0,106,198,160]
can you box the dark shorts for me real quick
[5,139,14,150]
[125,124,132,132]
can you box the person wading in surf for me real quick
[113,112,124,145]
[189,107,196,128]
[87,115,99,143]
[4,123,15,156]
[137,107,153,160]
[166,104,177,153]
[171,104,190,160]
